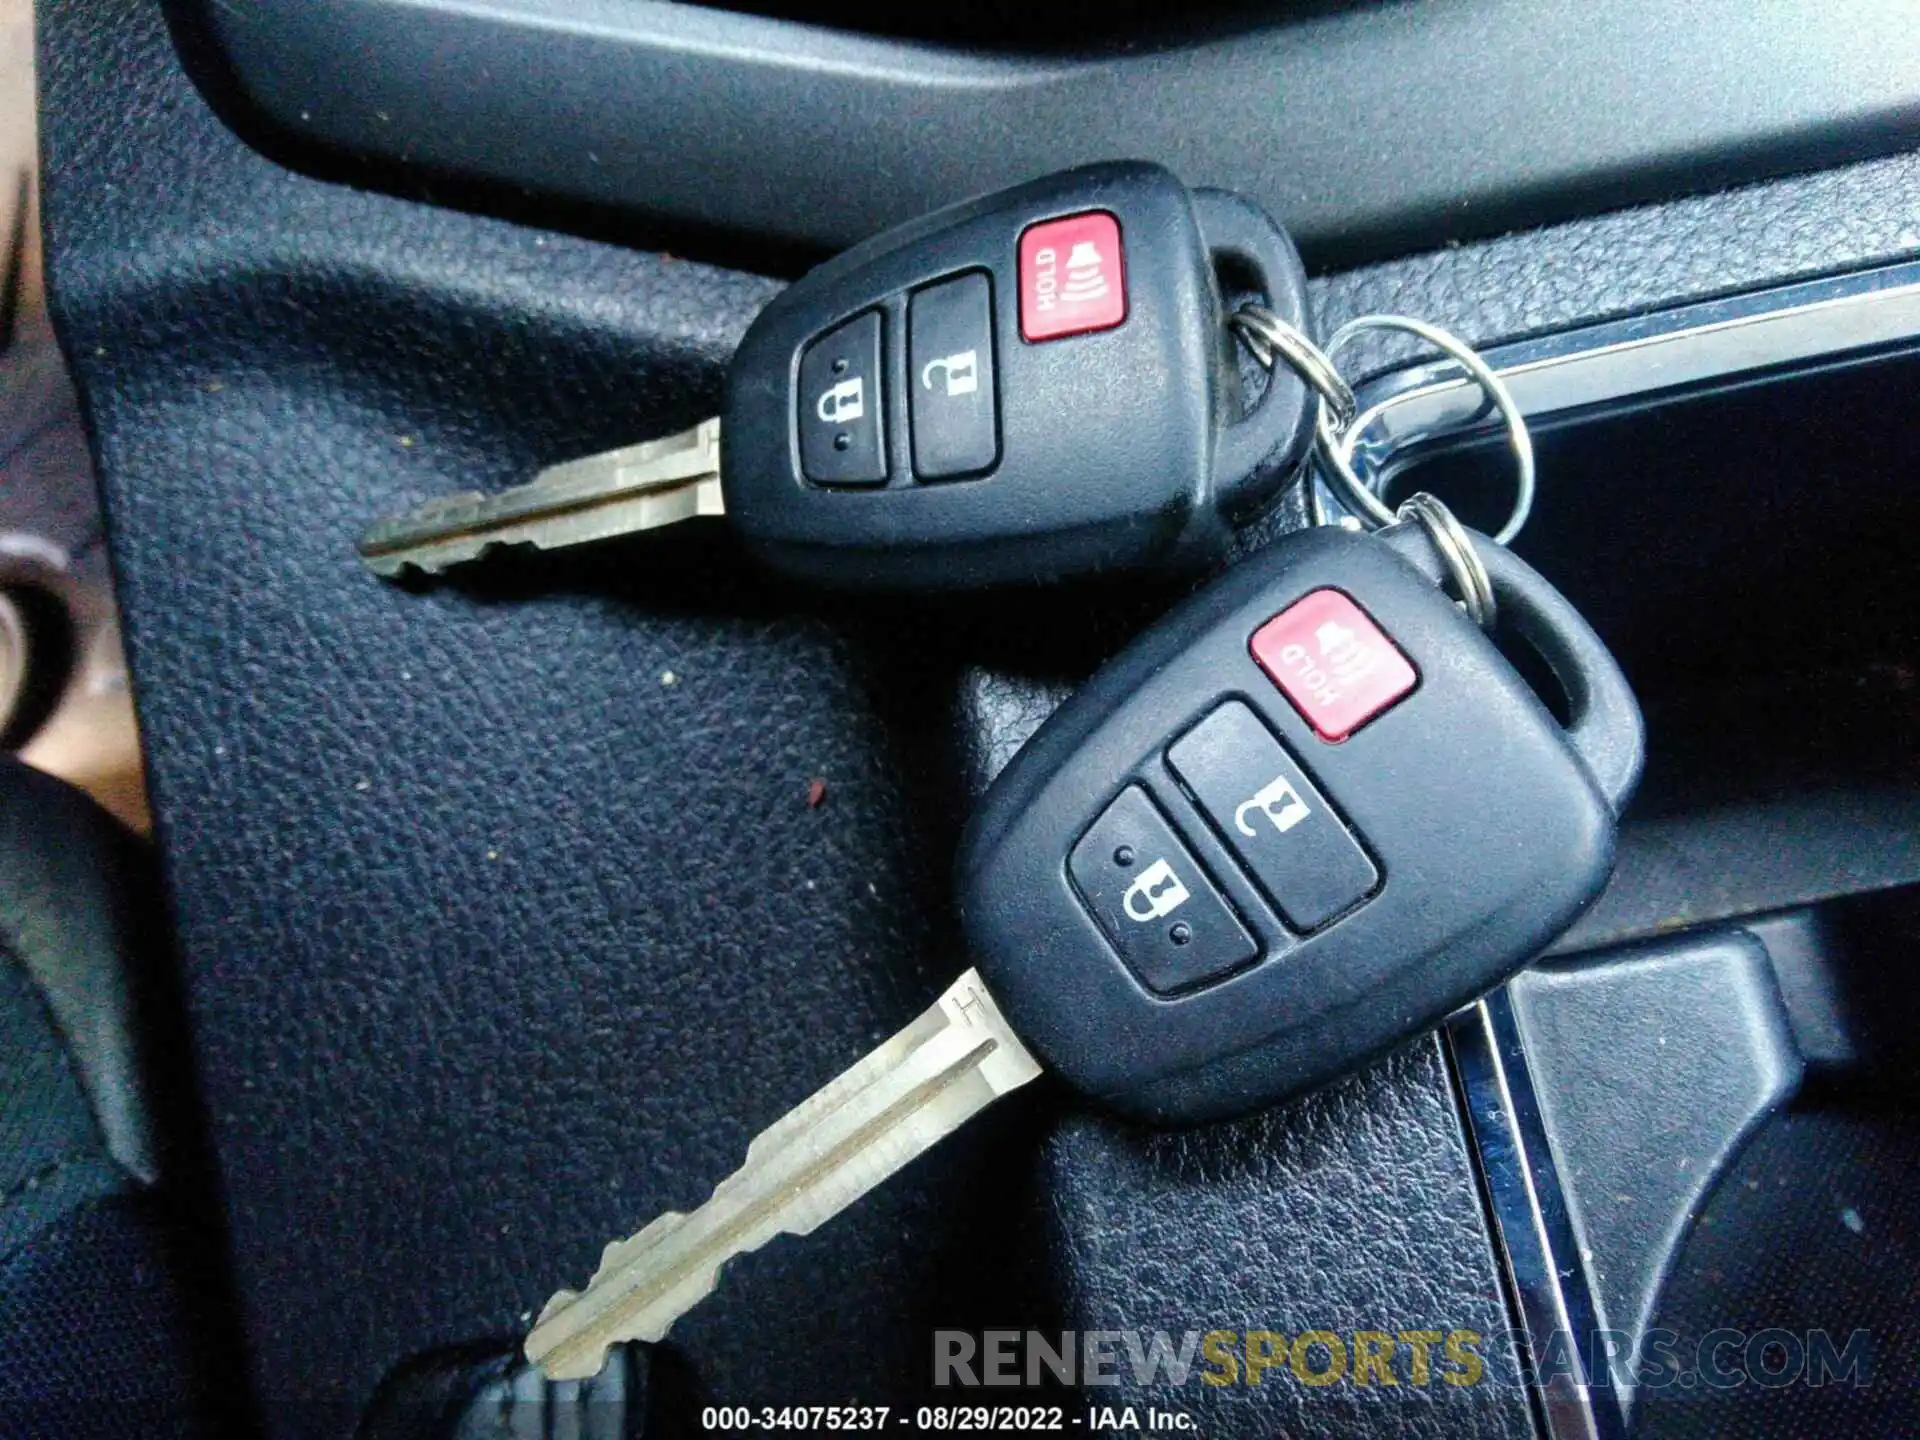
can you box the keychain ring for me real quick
[1396,492,1496,630]
[1229,306,1357,428]
[1315,315,1535,546]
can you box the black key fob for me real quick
[957,523,1645,1123]
[721,161,1312,589]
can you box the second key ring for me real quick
[1229,305,1357,429]
[1313,314,1536,547]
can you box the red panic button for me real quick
[1019,212,1127,342]
[1251,589,1418,742]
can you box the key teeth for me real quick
[526,1320,615,1384]
[359,537,502,580]
[355,542,447,578]
[590,1209,689,1281]
[536,1345,612,1384]
[361,519,560,578]
[535,1287,579,1328]
[527,1250,718,1382]
[530,1210,690,1335]
[526,1285,624,1383]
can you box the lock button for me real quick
[1168,701,1379,933]
[1068,785,1257,995]
[909,272,999,479]
[798,310,887,487]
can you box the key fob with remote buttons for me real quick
[720,161,1312,589]
[524,520,1642,1377]
[957,523,1645,1123]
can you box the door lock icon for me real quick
[1122,858,1192,923]
[920,350,979,398]
[816,376,866,425]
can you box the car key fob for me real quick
[957,523,1645,1123]
[721,161,1312,589]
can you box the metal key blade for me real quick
[357,417,725,577]
[525,969,1042,1381]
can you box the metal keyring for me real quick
[1315,315,1535,546]
[1229,306,1357,428]
[1395,492,1496,630]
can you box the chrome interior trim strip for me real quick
[1447,993,1621,1440]
[1340,261,1920,485]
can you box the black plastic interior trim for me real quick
[1508,934,1802,1427]
[177,0,1920,273]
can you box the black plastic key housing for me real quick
[957,525,1645,1123]
[721,162,1312,589]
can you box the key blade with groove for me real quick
[524,969,1042,1382]
[357,417,725,577]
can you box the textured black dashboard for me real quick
[1314,146,1920,369]
[40,0,1920,1433]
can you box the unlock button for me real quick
[1169,702,1379,933]
[909,272,1000,480]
